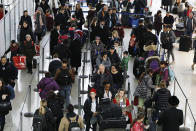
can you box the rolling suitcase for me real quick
[99,116,127,130]
[133,57,145,79]
[13,56,26,70]
[179,35,192,52]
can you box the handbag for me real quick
[0,101,12,111]
[13,56,26,70]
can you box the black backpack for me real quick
[32,109,47,131]
[67,115,80,131]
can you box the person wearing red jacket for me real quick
[113,88,132,128]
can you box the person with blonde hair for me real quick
[32,100,55,131]
[113,88,133,125]
[109,30,120,47]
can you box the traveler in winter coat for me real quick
[100,81,115,100]
[20,34,36,74]
[75,4,85,30]
[83,88,99,131]
[143,24,158,46]
[70,32,82,74]
[109,30,120,48]
[91,36,105,71]
[113,88,133,124]
[55,8,68,31]
[167,25,176,62]
[4,40,20,62]
[45,10,54,31]
[96,52,111,70]
[19,10,33,30]
[55,60,75,108]
[47,91,64,131]
[152,80,171,121]
[111,65,123,92]
[59,104,84,131]
[185,12,196,38]
[97,5,108,22]
[0,56,18,87]
[50,23,62,55]
[48,53,62,77]
[107,46,121,67]
[134,69,156,108]
[87,4,96,28]
[92,64,113,98]
[96,19,109,45]
[120,51,130,72]
[19,21,34,43]
[154,10,163,36]
[33,100,55,131]
[37,72,60,99]
[131,113,149,131]
[105,8,114,29]
[90,18,99,42]
[157,96,183,131]
[40,0,51,14]
[53,39,70,61]
[132,0,146,14]
[0,79,11,131]
[155,61,169,86]
[34,7,46,42]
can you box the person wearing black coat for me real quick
[20,35,36,74]
[70,34,82,74]
[134,19,147,56]
[0,56,18,87]
[19,21,34,44]
[157,96,183,131]
[40,0,50,14]
[19,10,32,30]
[105,8,114,29]
[111,65,123,93]
[53,39,70,61]
[55,9,68,32]
[0,79,11,131]
[46,91,64,131]
[83,88,99,131]
[75,4,85,30]
[48,54,62,77]
[4,40,20,62]
[92,64,113,98]
[132,0,146,14]
[154,10,163,36]
[50,24,62,56]
[107,46,121,67]
[96,20,109,46]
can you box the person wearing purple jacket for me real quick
[37,72,60,99]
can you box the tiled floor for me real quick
[2,0,196,131]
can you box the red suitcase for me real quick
[13,56,26,70]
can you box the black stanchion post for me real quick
[42,47,44,74]
[194,122,196,131]
[184,98,188,126]
[33,62,39,92]
[127,82,130,101]
[24,85,33,117]
[173,79,176,96]
[20,112,23,131]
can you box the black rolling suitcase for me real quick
[179,35,192,52]
[99,116,127,130]
[133,57,145,79]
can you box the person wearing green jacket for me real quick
[120,51,130,72]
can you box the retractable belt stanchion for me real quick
[24,85,33,117]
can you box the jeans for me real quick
[0,115,5,131]
[60,85,72,108]
[85,119,97,131]
[167,48,175,62]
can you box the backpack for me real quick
[7,85,15,100]
[168,66,174,82]
[33,109,47,131]
[67,115,80,131]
